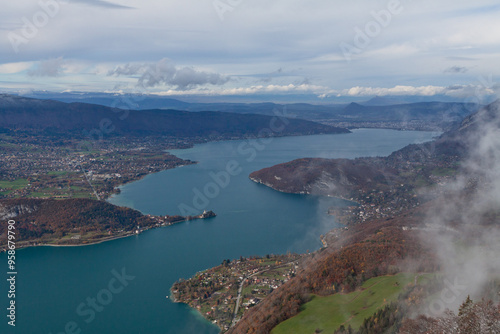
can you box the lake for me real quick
[0,129,439,334]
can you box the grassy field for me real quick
[0,179,29,196]
[0,179,29,190]
[271,273,425,334]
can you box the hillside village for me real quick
[171,253,303,331]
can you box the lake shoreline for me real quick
[2,129,442,333]
[0,210,217,253]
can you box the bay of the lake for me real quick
[1,129,439,334]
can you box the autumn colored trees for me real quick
[227,214,437,334]
[399,297,500,334]
[0,198,156,246]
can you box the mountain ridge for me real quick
[9,92,482,131]
[0,94,349,138]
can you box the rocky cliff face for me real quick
[0,202,38,221]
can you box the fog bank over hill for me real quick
[418,100,500,314]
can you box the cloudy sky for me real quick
[1,0,500,100]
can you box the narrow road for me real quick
[231,277,247,327]
[231,269,265,327]
[77,161,100,200]
[230,261,298,327]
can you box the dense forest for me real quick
[0,198,156,247]
[399,297,500,334]
[250,157,399,199]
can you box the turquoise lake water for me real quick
[0,129,439,333]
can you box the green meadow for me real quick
[272,273,426,334]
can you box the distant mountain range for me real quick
[336,101,479,127]
[19,90,497,105]
[14,91,481,131]
[0,94,348,138]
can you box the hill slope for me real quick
[249,101,497,201]
[19,92,480,131]
[0,94,348,138]
[0,198,157,248]
[232,101,500,333]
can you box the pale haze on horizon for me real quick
[1,0,500,99]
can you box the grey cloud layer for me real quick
[69,0,133,9]
[27,57,65,77]
[444,66,469,74]
[108,59,230,89]
[1,0,500,94]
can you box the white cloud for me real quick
[144,83,498,100]
[0,61,32,74]
[340,85,447,97]
[152,83,329,96]
[362,43,420,58]
[335,84,498,98]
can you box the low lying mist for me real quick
[419,101,500,314]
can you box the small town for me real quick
[327,153,460,227]
[0,134,195,200]
[171,253,303,331]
